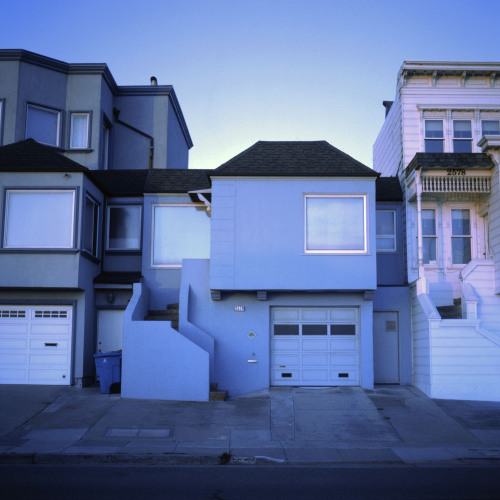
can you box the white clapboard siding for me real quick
[373,99,402,177]
[411,285,431,395]
[489,166,500,292]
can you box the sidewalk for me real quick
[1,384,500,465]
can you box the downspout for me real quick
[113,108,154,169]
[415,169,425,294]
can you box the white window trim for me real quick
[25,103,62,147]
[304,194,368,255]
[443,204,477,268]
[106,204,142,251]
[69,112,90,149]
[3,189,76,249]
[151,202,208,268]
[421,205,438,267]
[376,209,396,253]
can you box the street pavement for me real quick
[1,384,500,466]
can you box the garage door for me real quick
[271,307,360,386]
[0,306,73,385]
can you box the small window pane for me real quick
[423,238,437,264]
[451,210,471,236]
[453,140,472,153]
[482,120,500,136]
[330,324,356,335]
[452,238,471,264]
[425,120,443,138]
[425,140,444,153]
[306,196,365,252]
[302,324,327,335]
[70,113,89,148]
[274,324,299,335]
[377,238,395,250]
[453,120,472,138]
[422,210,436,236]
[108,206,141,250]
[84,196,99,256]
[4,190,74,248]
[26,105,60,147]
[376,211,395,235]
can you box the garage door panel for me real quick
[0,305,72,385]
[302,339,328,351]
[271,306,360,387]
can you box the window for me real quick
[451,209,471,265]
[305,195,367,253]
[107,205,142,251]
[376,210,396,252]
[422,209,437,264]
[70,112,90,149]
[102,118,111,169]
[453,120,472,153]
[25,104,61,147]
[3,190,75,248]
[83,195,99,257]
[152,204,210,267]
[425,120,444,152]
[482,120,500,136]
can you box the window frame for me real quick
[481,120,500,136]
[0,99,4,146]
[82,194,100,258]
[304,194,368,254]
[101,115,112,170]
[69,111,91,149]
[421,207,438,266]
[106,204,143,252]
[151,202,211,268]
[376,209,396,253]
[449,207,472,266]
[3,189,76,249]
[453,120,472,153]
[424,120,444,153]
[25,103,62,148]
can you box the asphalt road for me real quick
[2,464,500,499]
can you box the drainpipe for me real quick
[415,169,425,293]
[113,108,155,169]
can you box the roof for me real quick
[211,141,378,178]
[144,169,212,193]
[93,272,142,285]
[407,153,495,173]
[88,170,150,197]
[376,177,402,201]
[0,139,89,172]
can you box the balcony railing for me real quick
[421,175,491,194]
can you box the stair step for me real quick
[437,299,462,319]
[209,390,228,401]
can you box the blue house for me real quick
[0,49,411,401]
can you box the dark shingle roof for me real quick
[144,169,212,193]
[93,272,142,285]
[88,170,150,196]
[211,141,378,177]
[376,177,402,201]
[407,153,495,173]
[0,139,88,172]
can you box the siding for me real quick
[489,163,500,292]
[373,98,402,177]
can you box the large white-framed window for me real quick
[3,190,75,248]
[107,205,142,251]
[305,195,367,254]
[376,210,396,252]
[151,203,210,267]
[424,120,444,152]
[69,112,90,149]
[453,120,472,153]
[25,104,61,147]
[421,208,437,265]
[83,195,99,257]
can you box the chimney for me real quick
[150,76,158,86]
[383,100,393,118]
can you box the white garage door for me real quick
[0,306,73,385]
[271,307,360,386]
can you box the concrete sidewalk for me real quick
[1,384,500,465]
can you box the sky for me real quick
[2,0,500,170]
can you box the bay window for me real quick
[305,195,367,253]
[25,104,61,147]
[3,190,75,248]
[107,205,142,251]
[152,204,210,267]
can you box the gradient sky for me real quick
[2,0,500,170]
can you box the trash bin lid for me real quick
[94,351,122,358]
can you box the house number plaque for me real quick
[234,305,245,312]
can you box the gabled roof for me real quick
[144,169,212,193]
[88,170,150,197]
[211,141,378,177]
[0,139,89,172]
[407,153,495,173]
[376,177,402,201]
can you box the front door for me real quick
[96,309,123,353]
[373,311,399,384]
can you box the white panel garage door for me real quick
[0,306,73,385]
[271,307,360,386]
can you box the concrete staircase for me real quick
[144,303,179,331]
